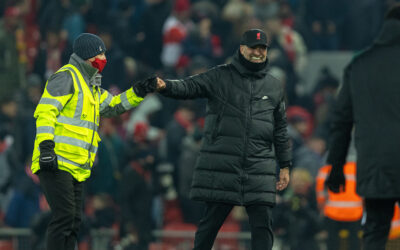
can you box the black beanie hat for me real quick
[73,33,106,60]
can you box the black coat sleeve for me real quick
[160,67,220,99]
[327,65,354,167]
[273,91,292,167]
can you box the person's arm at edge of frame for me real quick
[325,65,354,193]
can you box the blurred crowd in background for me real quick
[0,0,399,249]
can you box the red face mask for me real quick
[91,58,107,73]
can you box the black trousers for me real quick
[193,202,273,250]
[38,170,84,250]
[325,217,361,250]
[363,198,400,250]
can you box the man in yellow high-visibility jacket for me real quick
[32,33,153,250]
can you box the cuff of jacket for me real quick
[279,161,292,169]
[159,80,172,94]
[126,87,144,107]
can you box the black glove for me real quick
[39,140,58,171]
[132,76,158,98]
[325,164,345,193]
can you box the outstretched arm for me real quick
[99,87,143,117]
[156,67,220,99]
[326,65,354,193]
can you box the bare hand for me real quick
[156,77,166,91]
[276,167,290,191]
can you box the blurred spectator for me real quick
[293,136,326,178]
[31,210,52,250]
[38,0,69,38]
[20,74,42,115]
[33,28,66,82]
[0,127,12,213]
[119,138,156,250]
[286,105,314,151]
[126,94,163,140]
[62,1,87,45]
[0,6,26,100]
[177,127,205,224]
[182,17,223,68]
[343,0,385,50]
[161,0,194,68]
[163,103,196,191]
[220,0,254,56]
[304,0,346,50]
[0,96,25,165]
[275,168,321,250]
[5,165,41,228]
[316,162,362,250]
[251,0,280,22]
[191,0,219,22]
[122,57,156,91]
[265,17,300,105]
[98,27,125,89]
[279,0,296,28]
[86,118,125,198]
[311,67,339,142]
[30,194,51,250]
[133,0,172,70]
[265,16,307,75]
[87,193,117,229]
[106,0,136,57]
[311,67,339,110]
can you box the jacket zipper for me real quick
[211,101,226,143]
[241,80,253,204]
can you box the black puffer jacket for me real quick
[161,53,291,206]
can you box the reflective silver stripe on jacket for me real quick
[317,172,328,179]
[120,91,131,110]
[57,155,91,170]
[326,201,362,208]
[36,126,55,135]
[63,66,84,119]
[392,220,400,227]
[57,116,98,131]
[100,92,112,112]
[344,174,356,181]
[39,98,63,112]
[54,135,97,153]
[317,173,355,181]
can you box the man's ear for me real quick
[239,45,246,54]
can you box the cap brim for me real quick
[245,42,268,48]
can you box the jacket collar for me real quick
[374,19,400,46]
[231,50,268,78]
[69,53,101,86]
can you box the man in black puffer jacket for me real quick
[143,29,292,250]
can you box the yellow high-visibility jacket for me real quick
[32,53,143,181]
